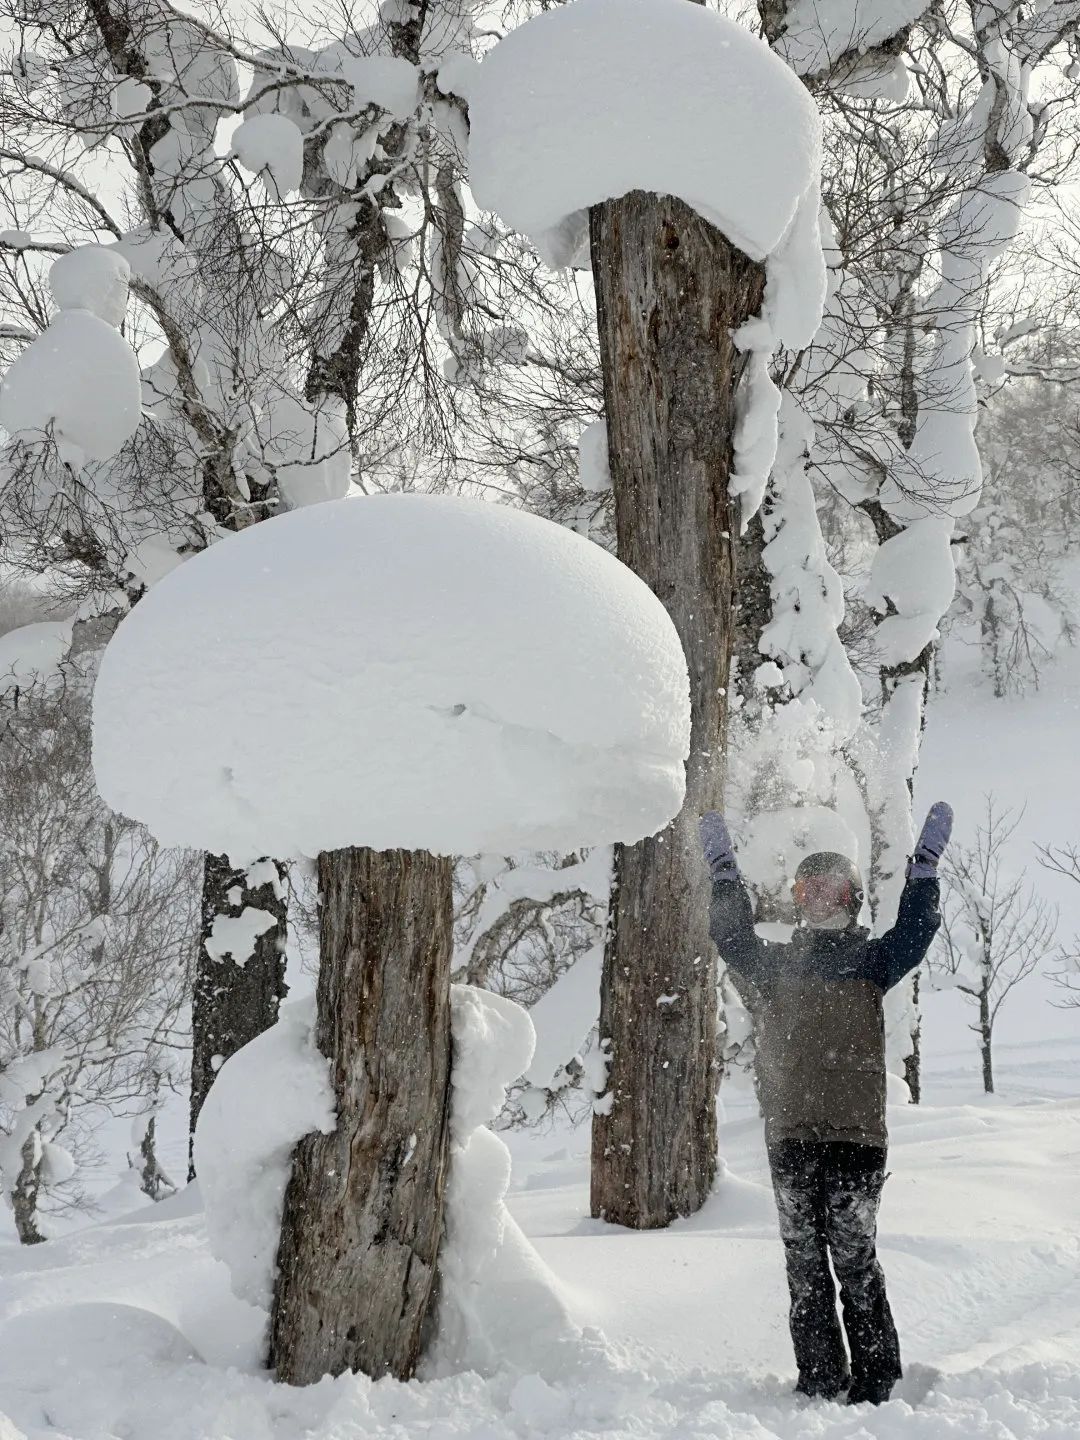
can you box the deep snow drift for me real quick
[92,494,691,859]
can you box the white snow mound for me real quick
[192,997,335,1310]
[0,1304,199,1383]
[92,493,690,860]
[49,245,131,326]
[0,618,74,687]
[468,0,821,264]
[450,984,536,1139]
[434,985,572,1375]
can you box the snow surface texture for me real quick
[92,494,691,860]
[468,0,821,267]
[0,247,140,465]
[2,1036,1078,1438]
[577,419,611,494]
[257,391,350,509]
[192,997,334,1311]
[886,171,1030,527]
[758,392,862,736]
[865,516,957,666]
[49,245,131,326]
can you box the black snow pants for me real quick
[767,1139,902,1403]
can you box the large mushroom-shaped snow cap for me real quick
[468,0,822,265]
[92,494,690,860]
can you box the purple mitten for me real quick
[700,811,739,882]
[908,801,954,879]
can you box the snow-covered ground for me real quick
[3,561,1075,1440]
[1,1031,1077,1440]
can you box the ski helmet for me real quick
[792,852,864,923]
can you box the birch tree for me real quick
[934,799,1056,1092]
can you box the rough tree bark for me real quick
[268,847,453,1384]
[589,192,766,1228]
[188,855,288,1170]
[267,7,459,1384]
[732,511,772,708]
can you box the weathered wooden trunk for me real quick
[268,845,453,1384]
[589,193,766,1228]
[188,854,288,1172]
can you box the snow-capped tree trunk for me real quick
[588,192,765,1228]
[188,856,288,1168]
[262,5,461,1380]
[269,846,453,1384]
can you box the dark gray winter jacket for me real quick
[709,878,941,1148]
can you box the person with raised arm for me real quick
[701,803,953,1406]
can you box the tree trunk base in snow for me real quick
[268,845,453,1385]
[980,991,994,1094]
[588,192,765,1229]
[13,1135,45,1245]
[188,853,288,1176]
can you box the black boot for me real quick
[796,1372,850,1402]
[846,1378,895,1406]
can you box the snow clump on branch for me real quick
[0,246,141,465]
[773,0,926,97]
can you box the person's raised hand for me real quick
[908,801,954,879]
[700,811,739,882]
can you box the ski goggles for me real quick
[792,873,854,913]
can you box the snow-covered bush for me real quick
[0,664,199,1241]
[932,798,1058,1093]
